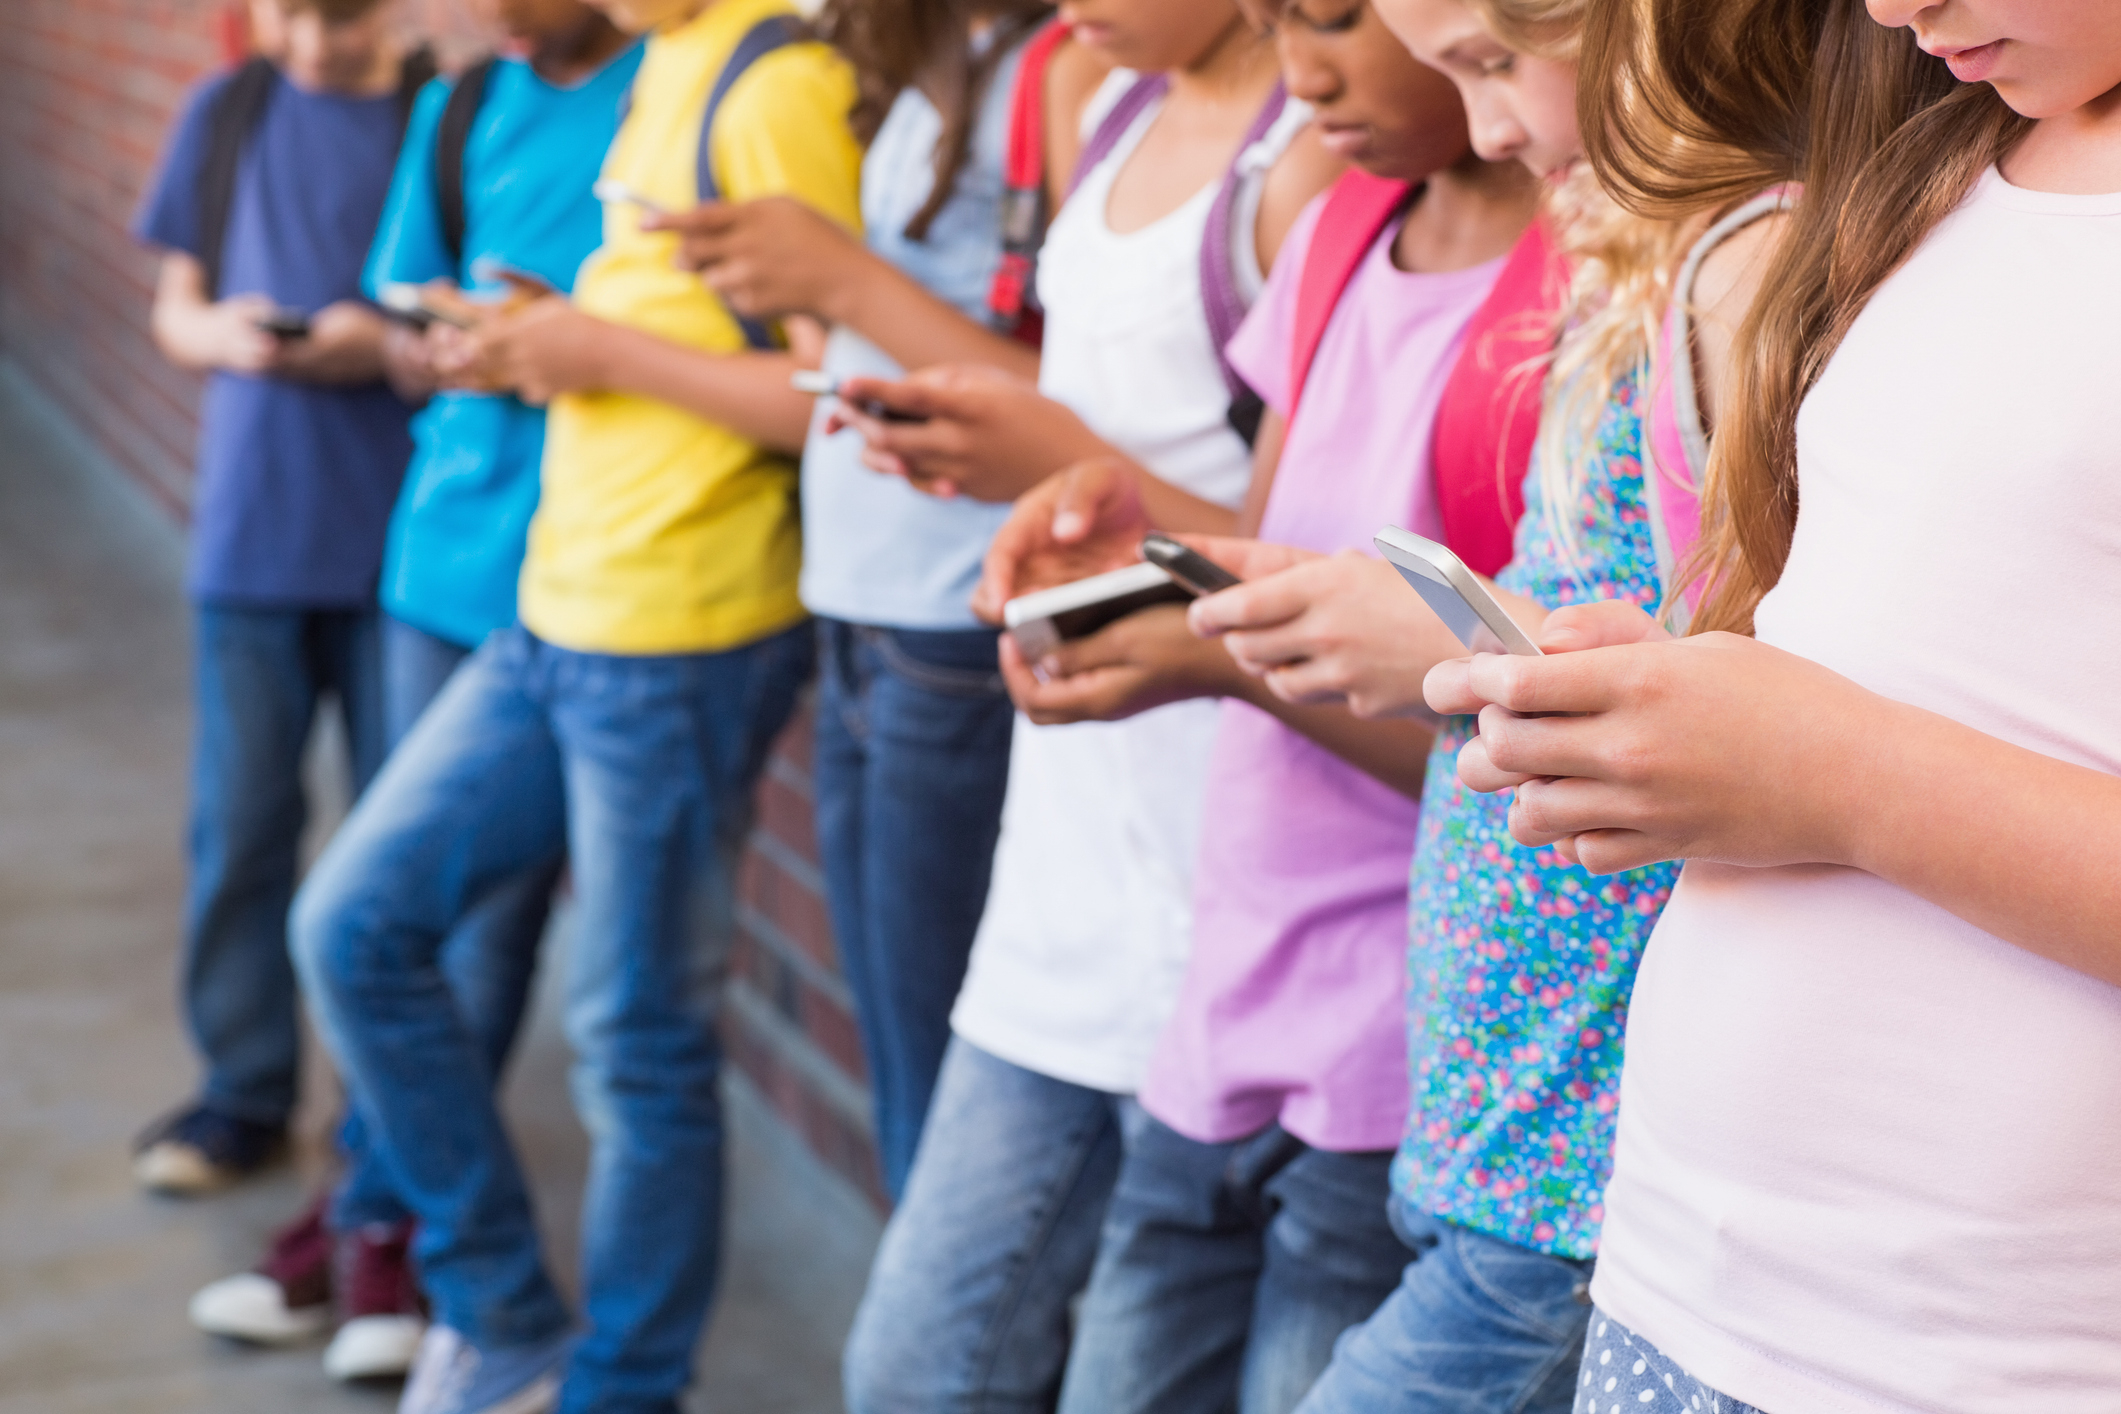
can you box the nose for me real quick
[1864,0,1937,29]
[1277,32,1341,107]
[1465,94,1526,165]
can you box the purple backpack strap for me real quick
[1067,73,1170,196]
[1200,82,1288,398]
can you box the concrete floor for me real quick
[0,364,879,1411]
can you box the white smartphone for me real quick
[377,281,472,330]
[1373,527,1542,656]
[790,369,841,396]
[1002,562,1192,660]
[593,179,670,217]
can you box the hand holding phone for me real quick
[379,282,473,331]
[1001,562,1193,661]
[255,307,312,340]
[791,370,928,424]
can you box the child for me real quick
[286,0,861,1409]
[643,0,1102,1201]
[829,1,1335,1407]
[181,0,640,1382]
[983,2,1540,1406]
[130,0,429,1195]
[1434,1,2121,1409]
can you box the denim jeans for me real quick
[843,1037,1127,1414]
[813,620,1012,1197]
[330,615,559,1231]
[1057,1114,1407,1414]
[293,622,812,1414]
[185,604,386,1125]
[1292,1194,1594,1414]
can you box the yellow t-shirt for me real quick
[519,0,862,655]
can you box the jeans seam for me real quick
[1449,1229,1587,1347]
[964,1096,1120,1401]
[861,626,1006,698]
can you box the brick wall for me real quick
[0,0,883,1206]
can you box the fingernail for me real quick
[1053,513,1084,539]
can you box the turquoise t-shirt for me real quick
[1393,375,1683,1261]
[362,43,644,648]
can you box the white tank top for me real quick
[950,76,1309,1093]
[1595,167,2121,1414]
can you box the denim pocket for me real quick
[866,625,1006,699]
[1446,1224,1595,1346]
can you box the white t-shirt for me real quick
[948,79,1308,1093]
[1595,168,2121,1414]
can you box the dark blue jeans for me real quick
[293,622,812,1414]
[812,620,1012,1197]
[1058,1113,1408,1414]
[1292,1195,1595,1414]
[330,616,559,1231]
[185,604,386,1126]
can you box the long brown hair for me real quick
[812,0,1052,240]
[1586,0,2028,633]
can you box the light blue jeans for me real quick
[1293,1195,1595,1414]
[294,622,811,1414]
[843,1037,1128,1413]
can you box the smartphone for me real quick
[790,369,929,425]
[468,257,559,298]
[255,307,311,340]
[1140,533,1240,597]
[1373,527,1542,656]
[593,179,671,217]
[1002,562,1193,661]
[377,282,472,331]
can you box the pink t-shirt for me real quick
[1139,195,1506,1152]
[1596,169,2121,1412]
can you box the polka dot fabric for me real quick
[1573,1309,1764,1414]
[1391,375,1682,1259]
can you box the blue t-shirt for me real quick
[135,68,417,606]
[363,45,644,649]
[796,37,1026,630]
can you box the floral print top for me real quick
[1390,374,1681,1260]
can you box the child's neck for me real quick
[1392,154,1539,275]
[1165,17,1276,112]
[528,16,629,86]
[291,39,405,97]
[2006,80,2121,195]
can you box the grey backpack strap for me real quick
[196,57,278,299]
[693,13,806,350]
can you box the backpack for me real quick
[608,12,806,351]
[431,54,500,272]
[985,16,1075,347]
[1287,170,1561,578]
[196,48,437,299]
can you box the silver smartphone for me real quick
[377,281,473,331]
[1001,562,1192,660]
[593,179,671,217]
[1373,527,1542,656]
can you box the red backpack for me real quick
[1287,172,1564,577]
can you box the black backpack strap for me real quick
[694,13,805,350]
[433,54,499,274]
[395,45,438,125]
[196,56,278,300]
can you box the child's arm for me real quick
[1429,604,2121,987]
[150,253,281,374]
[441,294,815,454]
[657,199,1040,381]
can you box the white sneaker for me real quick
[325,1312,427,1381]
[399,1326,567,1414]
[188,1271,333,1344]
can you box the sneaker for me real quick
[188,1193,334,1343]
[398,1326,568,1414]
[134,1103,286,1195]
[324,1220,426,1381]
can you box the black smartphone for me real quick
[790,370,930,425]
[256,308,312,340]
[1140,532,1241,597]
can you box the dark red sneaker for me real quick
[323,1219,428,1381]
[187,1193,333,1343]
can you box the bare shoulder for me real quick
[1255,124,1343,274]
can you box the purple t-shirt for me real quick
[135,67,414,606]
[1139,195,1505,1152]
